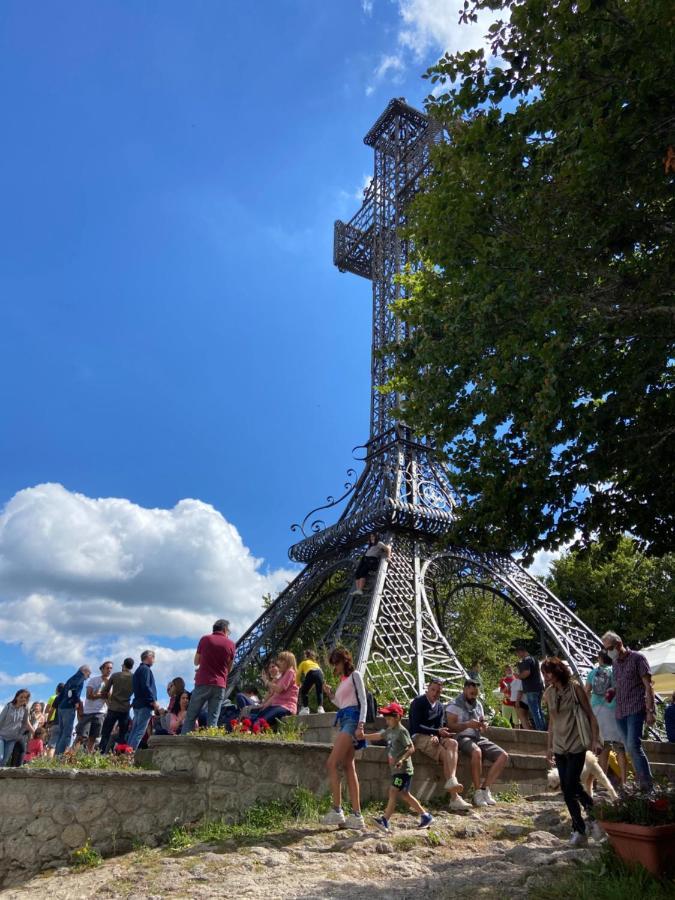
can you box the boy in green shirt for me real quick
[362,702,434,833]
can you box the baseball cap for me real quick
[464,677,481,687]
[379,702,405,718]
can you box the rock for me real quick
[61,823,87,848]
[534,809,562,827]
[526,831,564,848]
[503,824,529,836]
[375,841,393,854]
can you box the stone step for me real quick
[294,713,675,766]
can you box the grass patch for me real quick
[494,783,522,803]
[167,787,331,851]
[28,750,135,771]
[532,845,675,900]
[71,841,102,869]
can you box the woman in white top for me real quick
[321,647,368,830]
[353,532,392,595]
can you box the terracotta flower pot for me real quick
[598,820,675,877]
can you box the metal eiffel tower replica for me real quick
[228,98,601,699]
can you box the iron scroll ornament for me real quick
[290,468,359,538]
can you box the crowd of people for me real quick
[0,616,670,846]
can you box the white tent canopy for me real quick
[640,637,675,675]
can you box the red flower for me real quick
[252,723,261,734]
[230,719,239,728]
[241,718,253,728]
[651,798,668,812]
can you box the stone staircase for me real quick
[293,712,675,800]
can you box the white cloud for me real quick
[355,173,373,201]
[0,484,296,669]
[364,0,497,97]
[397,0,496,60]
[527,548,563,579]
[366,53,405,96]
[362,0,374,14]
[0,670,49,688]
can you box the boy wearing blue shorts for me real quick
[362,702,433,833]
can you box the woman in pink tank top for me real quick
[320,647,368,831]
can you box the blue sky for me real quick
[0,1,505,701]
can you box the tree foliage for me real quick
[431,580,534,691]
[392,0,674,557]
[546,536,675,648]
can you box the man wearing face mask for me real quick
[601,631,654,790]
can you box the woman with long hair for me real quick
[353,532,392,595]
[249,651,299,728]
[321,647,367,830]
[0,689,31,766]
[542,657,604,846]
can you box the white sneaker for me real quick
[473,789,489,808]
[484,788,497,806]
[343,812,365,830]
[317,706,325,714]
[322,808,346,826]
[298,707,310,716]
[444,776,461,791]
[588,821,605,842]
[449,794,472,811]
[569,831,588,848]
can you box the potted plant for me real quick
[595,782,675,877]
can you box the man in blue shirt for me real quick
[408,678,470,811]
[128,650,161,750]
[55,665,91,755]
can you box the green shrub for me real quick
[71,841,102,868]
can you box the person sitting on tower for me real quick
[353,532,392,595]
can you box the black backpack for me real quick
[351,673,377,723]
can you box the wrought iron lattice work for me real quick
[228,98,614,716]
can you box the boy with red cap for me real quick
[360,701,434,833]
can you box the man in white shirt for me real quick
[74,660,113,752]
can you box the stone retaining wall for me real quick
[0,769,199,888]
[0,734,549,889]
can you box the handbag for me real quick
[571,684,593,750]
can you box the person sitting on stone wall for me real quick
[446,677,509,808]
[408,678,471,811]
[248,651,299,728]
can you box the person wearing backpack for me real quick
[585,649,627,785]
[321,647,368,830]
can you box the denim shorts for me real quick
[338,716,359,736]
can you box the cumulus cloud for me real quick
[397,0,495,60]
[0,670,49,688]
[0,484,296,669]
[364,0,497,97]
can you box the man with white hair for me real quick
[601,630,654,790]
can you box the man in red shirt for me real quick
[181,619,236,734]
